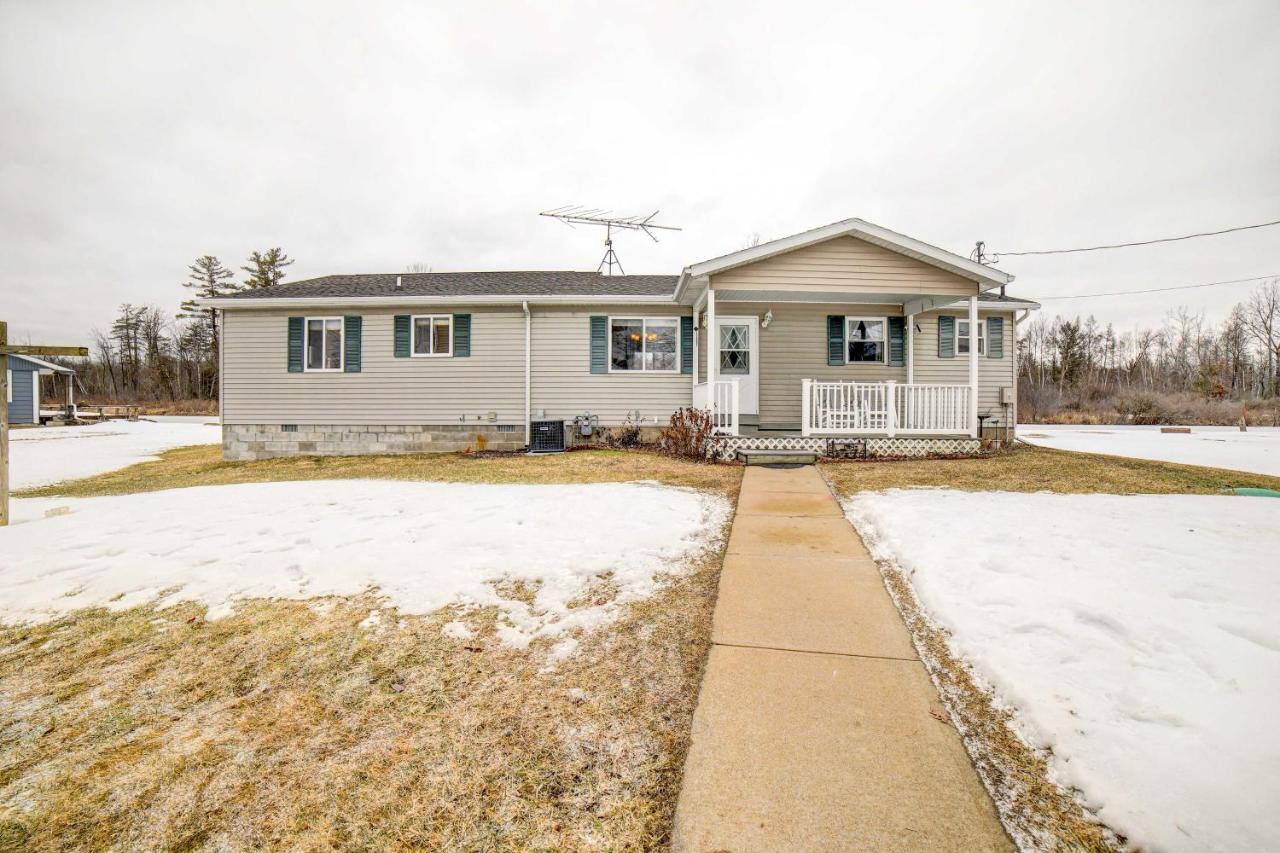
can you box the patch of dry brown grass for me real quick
[18,446,742,500]
[876,566,1121,851]
[822,442,1280,496]
[0,549,725,850]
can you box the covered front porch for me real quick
[694,377,974,438]
[677,218,1032,445]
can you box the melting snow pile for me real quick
[1018,424,1280,477]
[8,418,222,488]
[1,480,729,652]
[845,489,1280,852]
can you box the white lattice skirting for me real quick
[707,435,984,461]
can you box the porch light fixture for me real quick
[761,309,773,329]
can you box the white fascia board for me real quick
[686,218,1014,289]
[201,294,679,309]
[935,297,1041,311]
[674,272,709,306]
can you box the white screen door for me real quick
[716,316,759,416]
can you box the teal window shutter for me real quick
[887,317,905,366]
[938,316,955,358]
[394,315,410,357]
[453,314,471,357]
[287,317,304,372]
[589,316,608,374]
[343,316,362,372]
[680,315,693,374]
[987,316,1004,358]
[827,315,845,366]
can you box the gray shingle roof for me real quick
[975,292,1039,306]
[223,271,678,300]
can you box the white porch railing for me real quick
[693,379,740,435]
[801,379,970,436]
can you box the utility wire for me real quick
[1028,274,1279,301]
[994,218,1280,258]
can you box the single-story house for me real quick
[203,218,1038,460]
[5,354,75,425]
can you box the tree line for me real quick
[73,249,294,404]
[1018,280,1280,424]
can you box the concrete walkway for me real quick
[672,465,1012,852]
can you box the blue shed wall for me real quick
[6,357,39,424]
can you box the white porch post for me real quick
[968,294,979,438]
[885,380,897,438]
[906,313,915,384]
[801,378,813,436]
[706,287,717,387]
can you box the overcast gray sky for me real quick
[2,0,1277,345]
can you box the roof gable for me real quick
[679,219,1013,298]
[7,354,74,374]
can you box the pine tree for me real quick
[241,248,295,290]
[178,255,235,351]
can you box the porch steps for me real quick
[737,449,817,466]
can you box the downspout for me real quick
[968,294,979,439]
[218,310,225,428]
[523,300,531,448]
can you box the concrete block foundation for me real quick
[222,423,527,460]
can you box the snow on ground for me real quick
[0,480,729,651]
[845,489,1280,852]
[1018,424,1280,477]
[8,419,222,489]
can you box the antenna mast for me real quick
[540,206,682,275]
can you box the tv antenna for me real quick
[540,206,682,275]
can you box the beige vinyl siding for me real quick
[221,307,525,425]
[716,302,908,429]
[710,235,978,297]
[912,310,1016,423]
[530,305,692,426]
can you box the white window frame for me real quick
[411,314,454,358]
[607,316,681,374]
[844,315,888,364]
[304,316,344,372]
[957,318,987,356]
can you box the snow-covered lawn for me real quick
[1,480,728,653]
[845,490,1280,852]
[1018,424,1280,477]
[8,419,222,488]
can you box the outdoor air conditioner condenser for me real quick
[529,420,566,454]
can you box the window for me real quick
[719,323,750,374]
[610,317,678,372]
[412,315,453,356]
[305,317,343,371]
[957,319,986,355]
[846,317,886,363]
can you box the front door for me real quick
[715,316,759,416]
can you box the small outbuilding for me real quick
[5,354,75,424]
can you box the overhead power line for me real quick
[994,218,1280,258]
[1028,274,1279,301]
